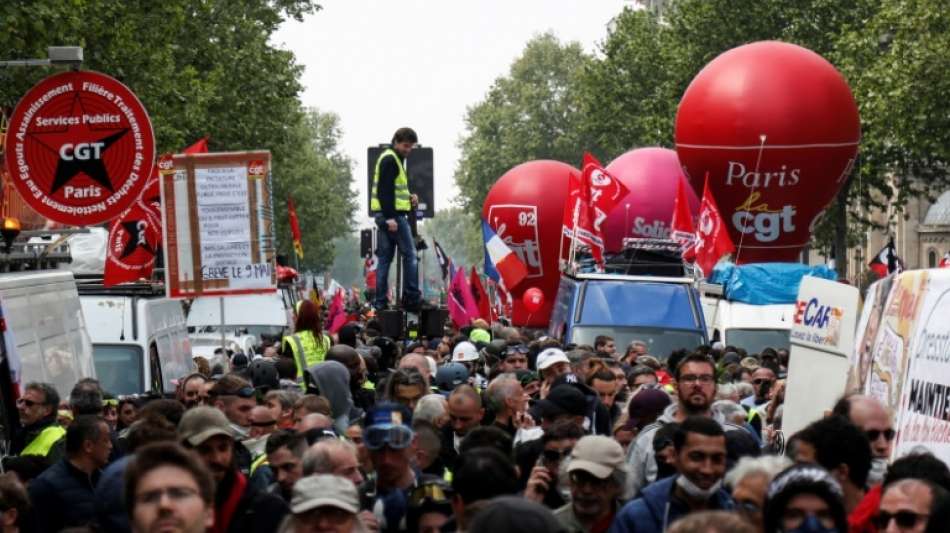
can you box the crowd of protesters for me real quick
[0,301,946,533]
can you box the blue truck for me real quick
[548,240,708,358]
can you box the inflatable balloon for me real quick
[482,160,579,327]
[522,287,545,313]
[675,41,860,263]
[602,148,700,252]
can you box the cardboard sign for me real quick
[161,151,276,298]
[4,70,155,225]
[783,276,859,436]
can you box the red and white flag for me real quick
[671,177,697,253]
[689,175,735,276]
[563,153,629,266]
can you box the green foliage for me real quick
[454,33,592,215]
[1,0,356,270]
[419,207,483,270]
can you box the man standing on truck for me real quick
[7,383,66,474]
[370,127,422,312]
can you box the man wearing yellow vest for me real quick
[12,382,66,465]
[371,127,422,312]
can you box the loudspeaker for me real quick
[360,228,374,258]
[377,309,404,339]
[420,308,448,338]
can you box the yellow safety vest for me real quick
[250,453,269,476]
[370,148,411,212]
[21,425,66,456]
[282,330,331,378]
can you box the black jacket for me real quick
[27,458,100,532]
[438,424,459,474]
[215,469,288,533]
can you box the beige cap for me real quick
[290,475,360,515]
[567,435,625,479]
[178,406,233,447]
[740,357,761,371]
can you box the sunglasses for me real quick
[409,482,452,507]
[872,510,929,530]
[219,386,256,399]
[751,379,774,386]
[866,428,896,442]
[365,425,413,451]
[542,448,573,463]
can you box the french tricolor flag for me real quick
[482,220,528,290]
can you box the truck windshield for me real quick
[725,329,790,354]
[92,344,144,396]
[571,326,705,360]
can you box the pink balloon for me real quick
[601,148,700,253]
[522,287,545,313]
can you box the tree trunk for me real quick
[834,175,854,281]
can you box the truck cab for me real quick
[549,240,707,358]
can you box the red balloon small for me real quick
[522,287,545,313]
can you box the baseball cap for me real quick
[627,388,672,428]
[365,402,414,450]
[740,357,761,371]
[290,475,360,515]
[536,348,570,371]
[178,406,233,447]
[536,385,587,419]
[452,341,479,363]
[468,496,565,532]
[567,435,625,479]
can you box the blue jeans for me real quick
[374,214,420,308]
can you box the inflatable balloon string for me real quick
[734,134,768,264]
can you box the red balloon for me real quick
[522,287,545,313]
[482,160,579,327]
[602,148,700,253]
[675,41,860,263]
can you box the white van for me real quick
[79,286,193,396]
[0,271,96,400]
[701,290,794,353]
[187,292,294,358]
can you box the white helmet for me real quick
[452,341,479,363]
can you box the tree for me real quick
[454,33,591,218]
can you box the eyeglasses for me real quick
[866,428,895,442]
[409,482,452,507]
[365,425,413,450]
[136,486,201,506]
[679,374,715,385]
[542,447,573,464]
[871,510,929,530]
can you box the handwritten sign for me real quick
[161,151,276,297]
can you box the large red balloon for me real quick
[602,148,700,253]
[482,160,578,327]
[675,41,860,263]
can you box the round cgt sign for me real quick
[4,70,155,226]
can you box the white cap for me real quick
[452,341,479,362]
[537,348,570,371]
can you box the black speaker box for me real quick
[420,308,448,338]
[377,309,404,339]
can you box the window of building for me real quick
[928,249,937,268]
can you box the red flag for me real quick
[327,290,346,333]
[184,137,209,154]
[287,197,304,259]
[364,256,378,289]
[469,267,492,322]
[447,268,479,328]
[561,172,597,253]
[671,177,697,253]
[690,175,735,276]
[103,202,162,286]
[563,153,630,266]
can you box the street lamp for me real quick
[0,46,83,68]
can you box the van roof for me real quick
[187,293,288,327]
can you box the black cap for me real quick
[536,385,587,418]
[468,496,566,533]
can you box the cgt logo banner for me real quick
[104,201,162,285]
[4,70,155,226]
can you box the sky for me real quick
[274,0,632,225]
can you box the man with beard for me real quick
[625,353,743,496]
[555,435,627,532]
[178,406,287,533]
[263,430,306,503]
[611,417,733,533]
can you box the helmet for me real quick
[452,341,479,363]
[435,363,470,391]
[247,359,279,391]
